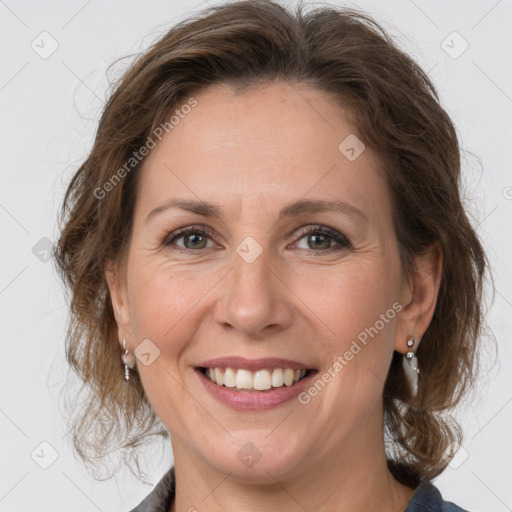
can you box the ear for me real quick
[105,258,132,348]
[394,242,443,352]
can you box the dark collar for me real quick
[405,479,444,511]
[128,466,175,512]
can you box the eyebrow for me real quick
[145,198,368,224]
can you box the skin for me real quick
[106,81,442,512]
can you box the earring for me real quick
[121,339,136,381]
[402,335,419,397]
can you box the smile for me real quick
[200,367,309,391]
[196,357,318,411]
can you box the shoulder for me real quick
[405,479,470,512]
[127,466,175,512]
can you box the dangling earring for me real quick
[402,335,419,397]
[121,339,136,381]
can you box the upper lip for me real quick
[198,356,313,371]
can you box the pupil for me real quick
[185,234,205,248]
[309,234,329,250]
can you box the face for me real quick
[108,81,419,481]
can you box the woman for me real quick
[54,1,490,510]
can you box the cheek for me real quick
[128,250,400,362]
[293,259,398,348]
[127,261,223,359]
[126,263,218,424]
[294,258,399,402]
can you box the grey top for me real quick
[128,466,469,512]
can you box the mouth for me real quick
[195,357,318,411]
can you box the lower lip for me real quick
[196,369,317,411]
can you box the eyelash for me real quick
[161,224,351,254]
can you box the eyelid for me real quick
[162,224,217,247]
[291,224,352,250]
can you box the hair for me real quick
[54,0,493,484]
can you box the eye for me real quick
[162,225,217,251]
[162,224,351,253]
[292,225,351,252]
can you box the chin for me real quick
[202,431,308,483]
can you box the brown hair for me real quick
[54,0,493,483]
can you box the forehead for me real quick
[135,81,391,226]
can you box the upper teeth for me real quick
[204,368,307,390]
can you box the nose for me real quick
[213,245,294,338]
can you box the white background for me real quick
[1,0,511,510]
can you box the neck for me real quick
[169,428,416,512]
